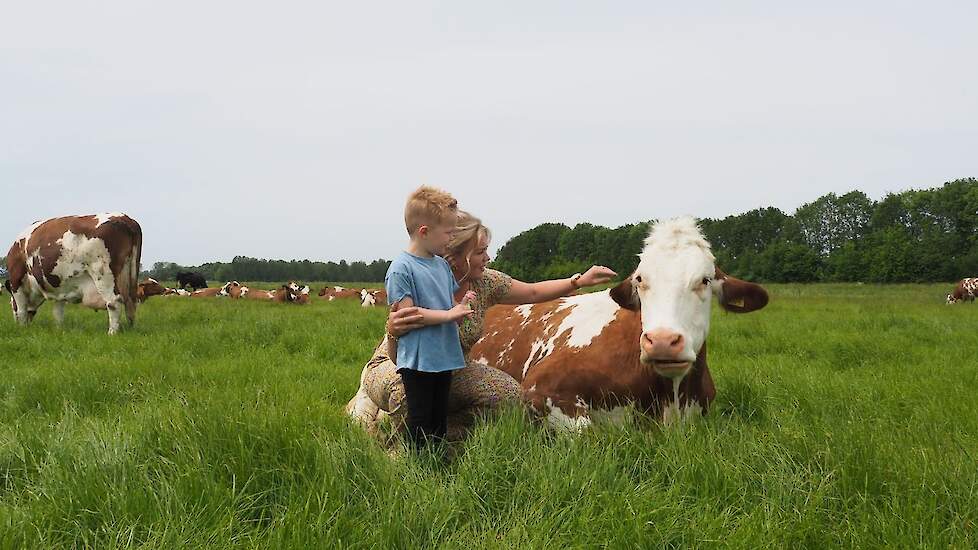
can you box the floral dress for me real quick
[345,269,523,441]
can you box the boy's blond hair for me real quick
[404,185,458,235]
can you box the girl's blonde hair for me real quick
[445,210,491,283]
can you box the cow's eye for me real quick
[635,276,642,283]
[702,277,711,286]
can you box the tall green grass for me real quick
[0,284,975,548]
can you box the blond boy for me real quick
[385,186,474,448]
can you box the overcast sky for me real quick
[2,1,976,267]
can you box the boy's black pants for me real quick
[399,369,453,449]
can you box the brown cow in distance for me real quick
[947,278,978,304]
[469,217,768,430]
[136,278,167,302]
[360,288,387,307]
[319,285,362,301]
[5,213,142,334]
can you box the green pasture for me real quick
[0,283,975,548]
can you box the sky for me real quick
[2,1,976,267]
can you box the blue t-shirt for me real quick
[385,251,465,373]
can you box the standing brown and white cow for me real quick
[5,213,143,334]
[469,217,768,430]
[947,278,978,304]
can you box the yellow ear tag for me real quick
[728,297,745,308]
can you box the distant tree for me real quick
[755,240,821,282]
[141,179,978,285]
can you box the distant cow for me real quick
[176,271,208,291]
[320,286,362,301]
[5,213,143,334]
[136,278,167,302]
[947,278,978,304]
[241,285,275,300]
[469,217,768,430]
[290,282,311,304]
[163,287,191,297]
[360,288,387,307]
[191,281,244,298]
[240,282,304,303]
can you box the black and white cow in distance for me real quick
[5,213,142,334]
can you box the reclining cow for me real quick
[360,288,387,307]
[5,213,143,334]
[319,286,362,301]
[469,217,768,429]
[191,281,244,298]
[136,278,167,302]
[240,282,304,303]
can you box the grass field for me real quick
[1,282,976,548]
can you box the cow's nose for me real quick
[642,329,685,358]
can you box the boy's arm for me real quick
[389,297,457,361]
[386,293,478,360]
[392,296,475,326]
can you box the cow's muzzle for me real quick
[640,329,692,378]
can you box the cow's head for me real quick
[136,278,166,302]
[609,217,768,380]
[6,277,44,324]
[947,293,957,305]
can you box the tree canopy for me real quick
[137,179,976,284]
[492,179,978,283]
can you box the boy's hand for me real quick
[449,302,475,322]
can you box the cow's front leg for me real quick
[52,301,65,327]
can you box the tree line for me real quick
[146,256,391,284]
[137,179,976,284]
[491,179,978,283]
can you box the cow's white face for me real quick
[8,278,45,323]
[631,219,716,374]
[610,217,768,380]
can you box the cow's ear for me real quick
[609,277,639,311]
[714,268,768,313]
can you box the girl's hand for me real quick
[461,290,477,306]
[387,302,424,337]
[578,265,617,288]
